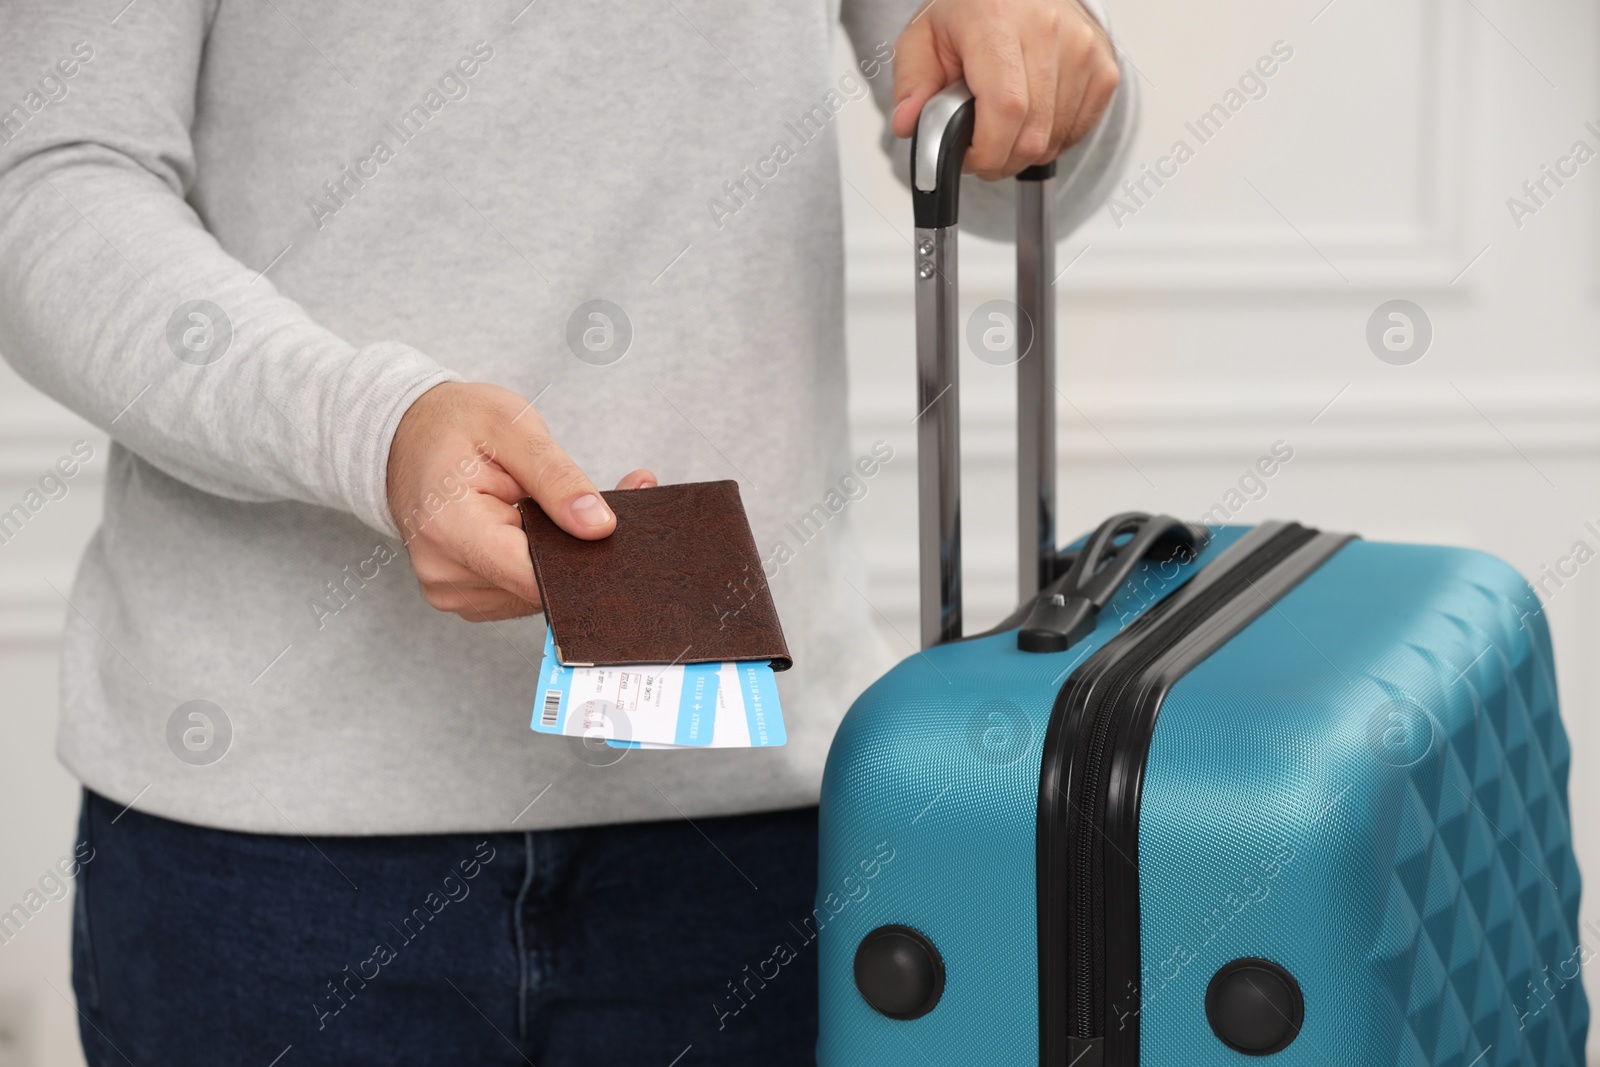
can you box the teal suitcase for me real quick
[815,82,1589,1066]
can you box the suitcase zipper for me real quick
[1037,522,1349,1067]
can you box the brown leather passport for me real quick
[519,480,791,671]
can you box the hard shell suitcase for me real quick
[815,83,1590,1066]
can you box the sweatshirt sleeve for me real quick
[840,0,1141,242]
[0,0,460,538]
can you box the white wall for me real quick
[0,383,102,1065]
[1,0,1596,1061]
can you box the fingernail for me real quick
[639,478,656,489]
[570,494,611,526]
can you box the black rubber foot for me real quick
[1205,957,1304,1055]
[853,925,945,1021]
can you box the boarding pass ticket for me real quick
[532,629,786,749]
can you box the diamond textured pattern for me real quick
[818,531,1589,1066]
[1139,541,1587,1065]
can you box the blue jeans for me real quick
[71,790,819,1065]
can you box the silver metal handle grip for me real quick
[914,224,962,649]
[910,82,975,649]
[910,82,1058,647]
[1016,173,1057,603]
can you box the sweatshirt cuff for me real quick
[327,341,462,541]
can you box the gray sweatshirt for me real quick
[0,0,1136,834]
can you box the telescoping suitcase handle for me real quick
[910,80,1059,649]
[910,83,1204,651]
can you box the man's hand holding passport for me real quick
[522,480,790,750]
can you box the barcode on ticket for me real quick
[540,689,562,728]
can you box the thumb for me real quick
[891,17,948,139]
[495,418,615,540]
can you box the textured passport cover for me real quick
[519,480,792,671]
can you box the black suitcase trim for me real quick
[1035,522,1355,1067]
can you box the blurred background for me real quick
[2,0,1596,1062]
